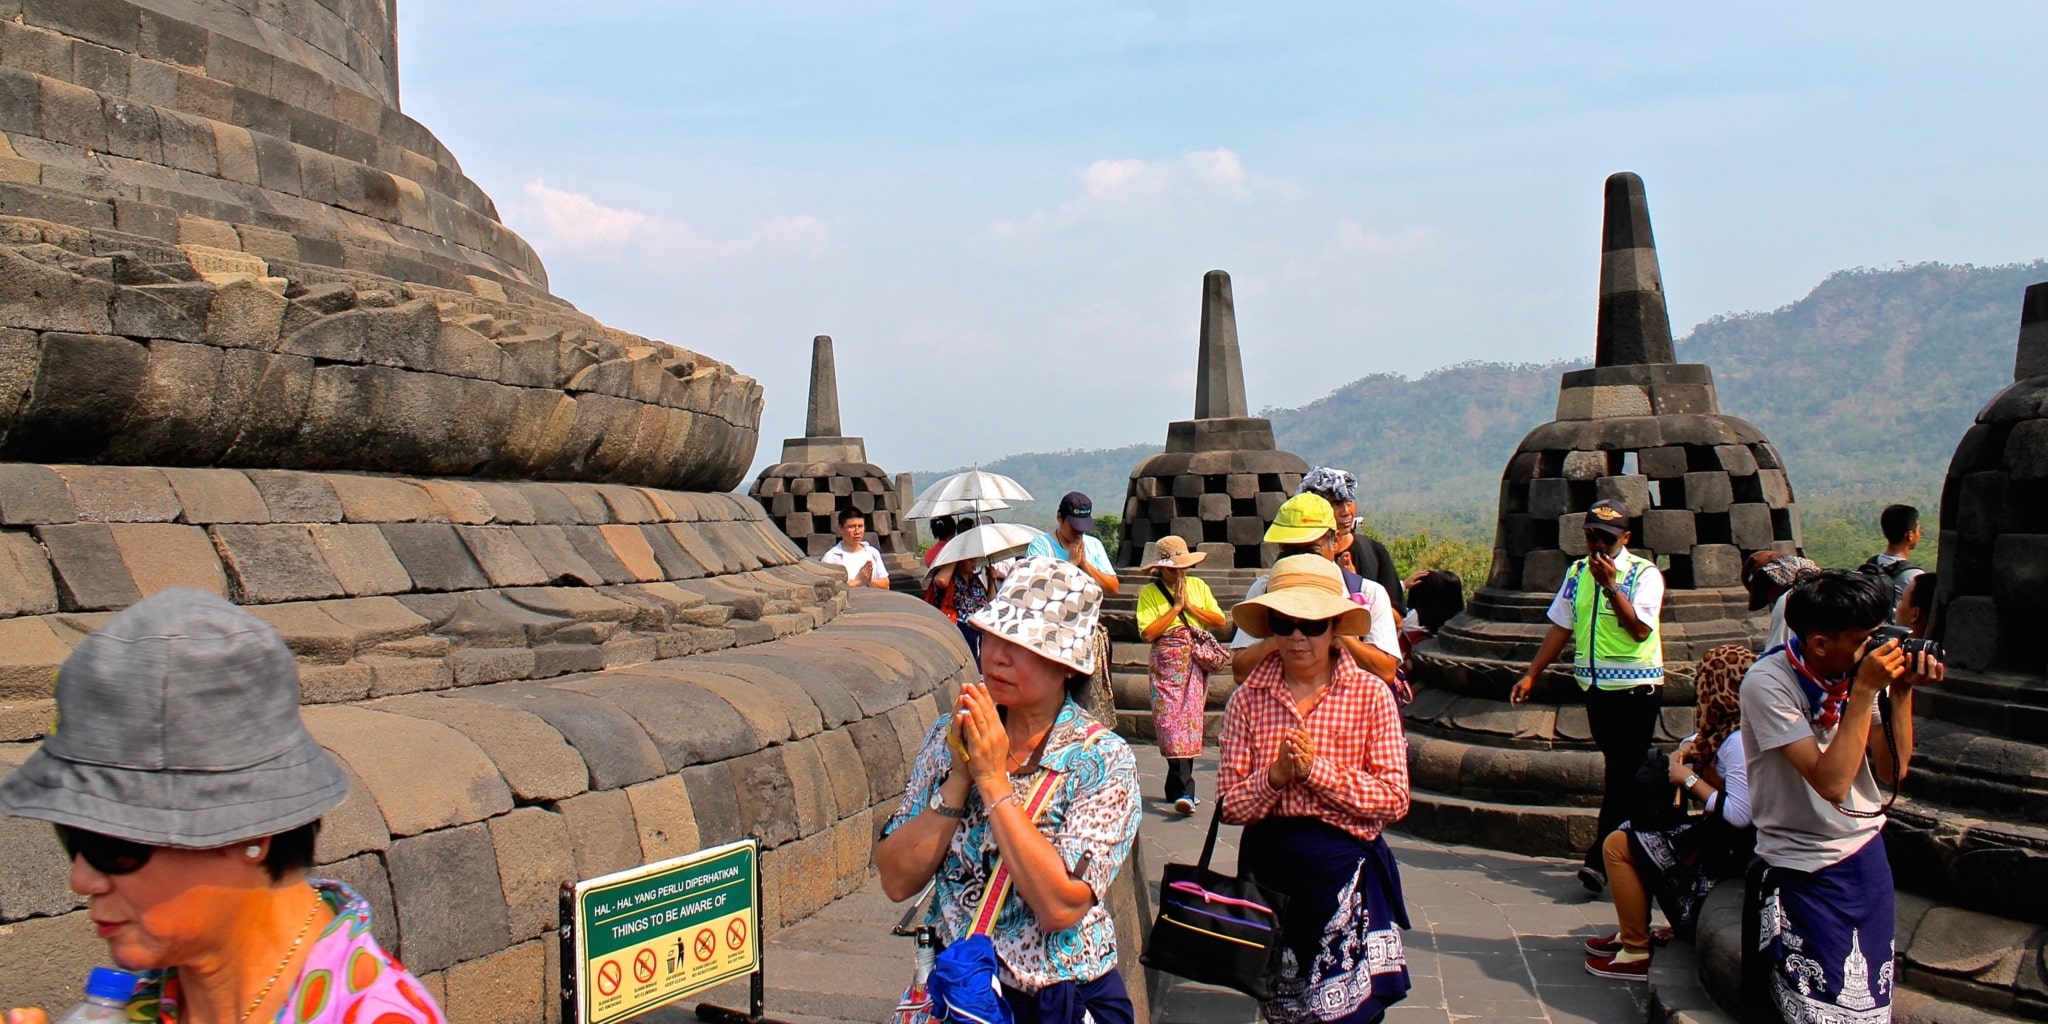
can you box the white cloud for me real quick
[988,147,1293,237]
[1331,220,1448,257]
[509,180,831,265]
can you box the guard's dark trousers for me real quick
[1582,683,1663,870]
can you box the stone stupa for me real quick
[1115,270,1310,570]
[1401,172,1804,855]
[749,335,916,566]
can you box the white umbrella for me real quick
[915,470,1034,506]
[905,496,1012,520]
[930,523,1046,568]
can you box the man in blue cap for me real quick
[1509,498,1666,893]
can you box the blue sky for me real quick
[397,2,2047,475]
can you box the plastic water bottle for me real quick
[55,968,138,1024]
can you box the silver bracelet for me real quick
[987,792,1019,814]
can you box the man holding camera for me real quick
[1510,498,1666,893]
[1740,570,1940,1024]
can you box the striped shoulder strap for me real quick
[967,768,1066,936]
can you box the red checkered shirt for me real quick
[1218,652,1411,841]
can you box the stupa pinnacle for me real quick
[750,336,916,564]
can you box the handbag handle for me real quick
[1196,799,1225,871]
[967,767,1066,936]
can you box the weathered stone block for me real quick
[488,807,576,941]
[1944,596,1998,671]
[306,522,412,596]
[385,822,512,974]
[464,684,664,790]
[246,470,344,523]
[379,522,490,591]
[1681,471,1734,514]
[626,775,701,862]
[303,704,513,836]
[9,333,147,460]
[1594,474,1651,516]
[211,524,345,603]
[1638,446,1688,479]
[1528,478,1571,520]
[1642,510,1696,554]
[443,939,547,1024]
[1729,503,1775,550]
[1561,450,1610,480]
[1521,550,1572,593]
[812,727,873,816]
[730,746,802,848]
[1690,544,1742,588]
[160,468,266,524]
[108,523,228,597]
[59,466,179,523]
[0,464,76,524]
[314,760,392,864]
[557,788,643,880]
[34,522,141,610]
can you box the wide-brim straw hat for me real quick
[1233,555,1373,639]
[1147,535,1207,572]
[966,557,1103,675]
[0,588,347,847]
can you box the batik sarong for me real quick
[1746,835,1895,1024]
[1240,817,1411,1024]
[1147,626,1210,759]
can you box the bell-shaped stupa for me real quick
[1402,172,1803,854]
[749,336,916,565]
[1115,270,1310,569]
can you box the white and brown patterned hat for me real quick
[965,556,1103,675]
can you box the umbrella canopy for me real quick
[905,496,1012,520]
[930,523,1046,568]
[915,470,1033,505]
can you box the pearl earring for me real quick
[246,845,263,859]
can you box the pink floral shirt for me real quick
[128,880,444,1024]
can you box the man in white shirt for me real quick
[820,508,890,589]
[1739,569,1941,1024]
[1229,493,1402,686]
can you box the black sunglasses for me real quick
[1267,613,1333,638]
[55,825,155,875]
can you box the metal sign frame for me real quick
[559,838,785,1024]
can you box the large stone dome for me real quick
[1401,172,1803,854]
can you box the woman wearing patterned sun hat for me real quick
[1,589,443,1024]
[876,557,1143,1022]
[1220,555,1412,1024]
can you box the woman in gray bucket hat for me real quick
[2,589,444,1024]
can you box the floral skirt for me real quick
[1241,818,1411,1024]
[1084,626,1118,726]
[1148,628,1209,759]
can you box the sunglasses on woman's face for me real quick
[1267,613,1332,638]
[55,825,156,875]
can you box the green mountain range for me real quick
[915,260,2047,549]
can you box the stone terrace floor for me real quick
[668,741,1658,1024]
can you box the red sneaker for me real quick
[1583,933,1622,957]
[1584,952,1651,981]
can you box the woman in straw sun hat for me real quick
[1136,535,1229,816]
[876,557,1143,1022]
[1219,555,1412,1024]
[1,588,443,1024]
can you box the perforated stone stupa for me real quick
[1401,172,1803,855]
[0,3,976,1016]
[1115,270,1309,570]
[748,335,915,565]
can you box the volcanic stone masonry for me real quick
[1401,172,1803,859]
[1115,269,1310,570]
[748,334,917,568]
[0,2,982,1017]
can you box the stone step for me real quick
[1392,788,1599,858]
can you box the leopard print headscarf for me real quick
[1689,644,1753,770]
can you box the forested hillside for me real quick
[915,261,2045,557]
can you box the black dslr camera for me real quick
[1871,624,1942,662]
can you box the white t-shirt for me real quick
[1543,546,1664,631]
[1739,651,1886,873]
[1229,573,1401,660]
[1679,729,1753,828]
[1023,532,1114,575]
[821,541,889,584]
[1764,591,1792,650]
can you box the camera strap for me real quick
[1834,688,1901,819]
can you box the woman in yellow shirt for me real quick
[1136,535,1229,814]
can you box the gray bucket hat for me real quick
[0,588,346,847]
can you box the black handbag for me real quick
[1141,803,1288,1000]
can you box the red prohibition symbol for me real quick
[726,919,748,951]
[693,927,718,962]
[633,948,658,984]
[596,959,623,996]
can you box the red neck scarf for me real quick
[1782,635,1852,730]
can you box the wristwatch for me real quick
[929,794,967,819]
[1682,774,1700,790]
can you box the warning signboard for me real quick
[565,839,761,1024]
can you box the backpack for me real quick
[1857,555,1919,611]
